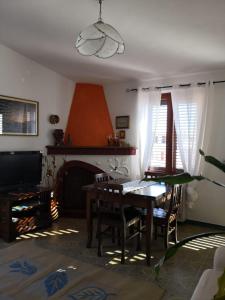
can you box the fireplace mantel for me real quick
[46,145,136,155]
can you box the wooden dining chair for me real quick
[94,172,115,242]
[144,171,164,179]
[95,182,142,264]
[93,173,111,210]
[95,172,111,183]
[144,171,168,208]
[153,184,182,249]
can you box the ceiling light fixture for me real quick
[75,0,125,59]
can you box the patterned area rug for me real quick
[0,241,165,299]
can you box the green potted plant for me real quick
[143,149,225,299]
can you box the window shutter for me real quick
[149,93,183,173]
[150,103,167,169]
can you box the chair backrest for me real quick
[144,171,161,179]
[166,184,182,221]
[95,182,124,218]
[95,182,123,204]
[145,172,171,208]
[95,172,110,183]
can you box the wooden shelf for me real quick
[46,145,136,155]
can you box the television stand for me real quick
[0,186,52,242]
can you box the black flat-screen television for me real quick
[0,151,42,192]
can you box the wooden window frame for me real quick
[149,93,182,176]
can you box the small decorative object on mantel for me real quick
[116,115,129,129]
[53,129,64,146]
[107,134,120,147]
[118,130,126,139]
[49,114,60,124]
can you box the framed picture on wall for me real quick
[0,95,38,136]
[115,115,129,129]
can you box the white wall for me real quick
[0,44,74,152]
[104,81,138,148]
[190,83,225,226]
[104,72,225,226]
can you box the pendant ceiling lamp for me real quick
[75,0,125,59]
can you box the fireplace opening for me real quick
[56,160,103,218]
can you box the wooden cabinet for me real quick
[0,187,52,242]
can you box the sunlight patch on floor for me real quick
[35,232,48,237]
[42,231,56,236]
[187,242,208,250]
[182,245,199,251]
[66,229,79,233]
[16,228,79,240]
[105,250,150,265]
[169,235,225,252]
[133,255,145,261]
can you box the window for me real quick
[149,93,182,174]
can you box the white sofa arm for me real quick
[191,269,223,300]
[213,246,225,270]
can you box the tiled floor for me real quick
[0,218,224,300]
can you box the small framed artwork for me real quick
[118,130,126,139]
[115,115,129,129]
[0,95,38,136]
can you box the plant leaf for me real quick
[204,155,225,173]
[204,177,225,188]
[200,149,225,174]
[214,269,225,300]
[199,149,205,156]
[154,231,225,278]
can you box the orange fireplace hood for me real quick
[65,83,114,146]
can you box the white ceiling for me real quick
[0,0,225,83]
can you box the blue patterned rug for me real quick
[0,241,164,299]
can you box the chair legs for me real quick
[164,225,169,249]
[154,223,158,240]
[117,228,121,246]
[121,225,126,264]
[97,219,103,257]
[97,222,142,264]
[136,220,142,251]
[112,227,116,243]
[161,222,178,249]
[171,221,178,244]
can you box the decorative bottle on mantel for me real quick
[53,129,64,146]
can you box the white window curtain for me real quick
[171,85,209,220]
[136,90,161,177]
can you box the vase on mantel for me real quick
[53,129,64,146]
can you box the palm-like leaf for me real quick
[154,231,225,278]
[200,149,225,174]
[142,149,225,276]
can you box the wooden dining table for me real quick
[82,180,168,265]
